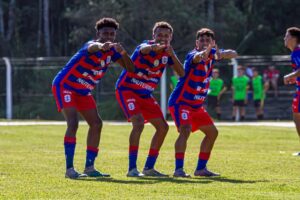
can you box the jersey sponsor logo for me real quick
[154,59,159,67]
[131,78,155,91]
[64,94,71,103]
[162,56,168,64]
[128,102,135,111]
[194,95,206,100]
[77,78,94,90]
[92,69,103,76]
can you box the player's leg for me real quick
[62,107,87,178]
[292,113,300,156]
[143,117,169,176]
[194,124,220,177]
[79,108,109,177]
[240,104,246,121]
[232,101,237,120]
[271,78,278,97]
[173,124,192,177]
[127,113,145,176]
[216,100,221,120]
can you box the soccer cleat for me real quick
[194,167,220,177]
[173,168,191,178]
[142,168,169,177]
[84,167,110,177]
[292,152,300,156]
[65,168,87,179]
[127,168,144,177]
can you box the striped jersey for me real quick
[291,46,300,92]
[52,40,122,96]
[116,40,174,96]
[168,48,216,108]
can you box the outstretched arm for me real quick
[87,42,114,53]
[140,43,166,55]
[218,49,238,60]
[114,43,135,72]
[166,46,184,77]
[284,69,300,85]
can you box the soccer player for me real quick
[207,68,227,120]
[52,18,135,179]
[252,67,269,120]
[283,27,300,156]
[232,66,249,121]
[168,28,237,177]
[116,21,184,177]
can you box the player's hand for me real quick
[151,43,166,52]
[101,42,114,51]
[113,43,127,55]
[215,44,221,60]
[284,75,296,85]
[165,45,175,56]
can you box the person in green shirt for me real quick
[252,67,269,120]
[170,71,178,91]
[232,66,249,121]
[207,68,227,120]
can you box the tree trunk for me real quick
[43,0,51,56]
[6,0,15,41]
[37,0,42,51]
[0,0,4,38]
[207,0,214,26]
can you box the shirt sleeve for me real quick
[292,51,300,69]
[80,41,94,55]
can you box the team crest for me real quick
[100,60,105,67]
[162,56,168,64]
[181,112,188,120]
[106,56,111,63]
[154,59,159,67]
[64,95,71,103]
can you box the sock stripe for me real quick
[199,152,210,160]
[87,146,99,153]
[64,136,76,143]
[175,152,185,159]
[129,145,139,152]
[149,148,159,156]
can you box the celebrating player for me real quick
[116,21,184,177]
[168,28,237,177]
[283,27,300,156]
[52,17,135,179]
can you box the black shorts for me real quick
[207,95,220,108]
[254,99,262,108]
[233,100,246,107]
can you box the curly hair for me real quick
[95,17,119,31]
[153,21,173,33]
[196,28,215,40]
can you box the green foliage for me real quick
[1,124,300,199]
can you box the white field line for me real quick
[0,121,295,127]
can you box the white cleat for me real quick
[127,168,144,177]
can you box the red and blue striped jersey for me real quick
[168,49,216,108]
[291,46,300,92]
[116,40,174,96]
[52,40,122,96]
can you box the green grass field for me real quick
[1,124,300,199]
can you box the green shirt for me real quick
[170,75,178,90]
[252,75,264,100]
[232,75,249,100]
[208,78,224,96]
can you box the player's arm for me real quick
[218,86,227,100]
[283,69,300,85]
[140,43,166,55]
[217,48,238,60]
[87,42,114,53]
[192,43,214,64]
[165,46,185,77]
[113,43,135,72]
